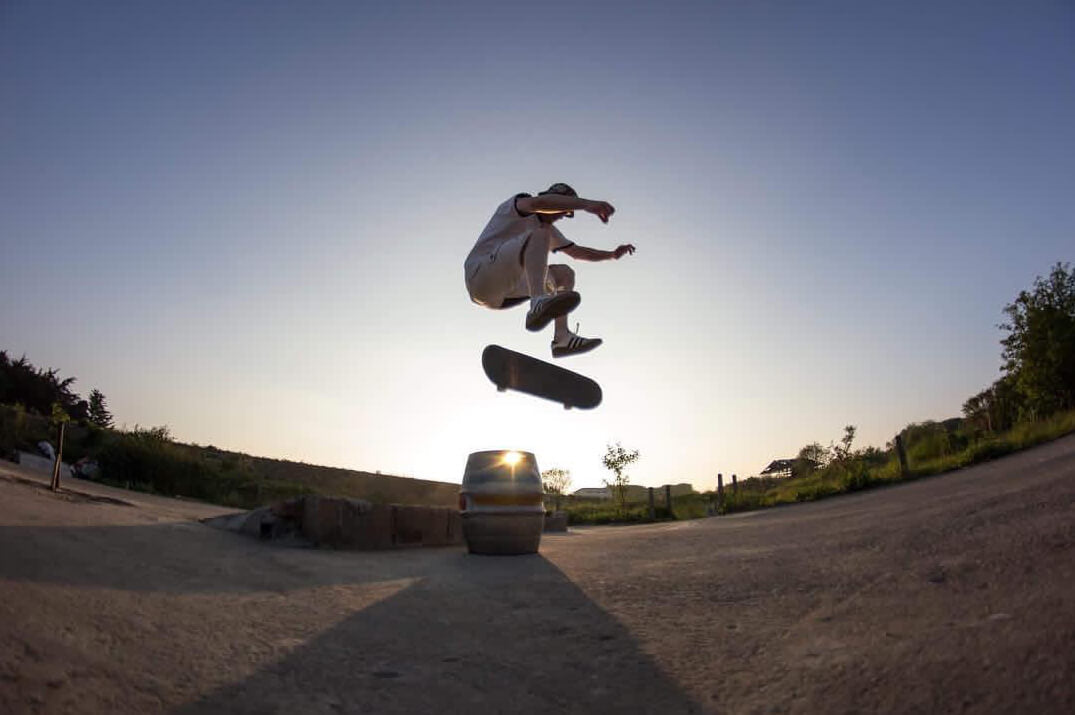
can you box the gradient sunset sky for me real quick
[2,1,1072,489]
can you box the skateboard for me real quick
[481,344,602,409]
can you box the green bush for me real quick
[902,420,971,463]
[563,501,675,525]
[761,410,1075,512]
[0,403,49,454]
[720,489,768,514]
[95,427,310,508]
[0,404,109,464]
[965,439,1014,463]
[671,493,713,519]
[1005,410,1075,448]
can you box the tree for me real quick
[962,388,993,433]
[541,467,572,495]
[132,425,172,443]
[831,425,857,462]
[50,402,70,425]
[601,442,639,515]
[0,351,86,420]
[962,376,1022,434]
[795,442,829,475]
[88,389,114,429]
[1000,262,1075,418]
[541,467,572,511]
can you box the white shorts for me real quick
[465,234,552,308]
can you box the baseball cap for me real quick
[538,182,578,197]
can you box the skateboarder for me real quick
[465,183,636,357]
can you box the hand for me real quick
[612,244,636,259]
[585,200,616,223]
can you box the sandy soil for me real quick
[1,436,1073,714]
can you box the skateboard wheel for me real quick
[496,386,507,392]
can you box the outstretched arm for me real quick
[516,195,616,223]
[561,243,636,261]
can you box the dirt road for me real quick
[2,436,1073,714]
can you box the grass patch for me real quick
[558,492,715,525]
[720,410,1075,516]
[1,405,450,509]
[912,410,1075,476]
[93,428,311,509]
[562,501,674,525]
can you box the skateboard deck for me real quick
[482,344,602,409]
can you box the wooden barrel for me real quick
[459,450,545,555]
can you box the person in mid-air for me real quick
[464,183,636,358]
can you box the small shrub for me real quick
[0,403,49,453]
[94,427,311,508]
[720,489,767,515]
[563,500,674,525]
[966,439,1013,463]
[842,469,872,492]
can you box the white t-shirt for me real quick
[468,194,574,259]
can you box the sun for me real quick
[502,451,523,466]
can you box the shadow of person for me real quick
[1,521,699,713]
[179,552,699,713]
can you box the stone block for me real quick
[301,496,374,547]
[392,505,464,547]
[250,496,464,550]
[543,511,568,532]
[338,503,394,550]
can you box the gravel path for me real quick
[1,435,1073,714]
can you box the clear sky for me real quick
[2,1,1072,490]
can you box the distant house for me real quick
[572,483,696,502]
[760,459,796,479]
[760,458,818,479]
[573,487,612,499]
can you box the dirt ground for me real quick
[1,436,1073,714]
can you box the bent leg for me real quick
[547,263,576,292]
[521,236,581,333]
[547,264,576,342]
[521,226,553,299]
[545,262,601,356]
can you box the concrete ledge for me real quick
[394,504,461,546]
[206,496,463,550]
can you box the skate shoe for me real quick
[525,291,580,332]
[551,329,603,358]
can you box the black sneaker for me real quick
[551,332,602,358]
[524,291,580,332]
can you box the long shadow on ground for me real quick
[0,519,699,713]
[179,551,697,714]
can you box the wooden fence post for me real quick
[732,474,738,493]
[664,484,672,512]
[895,434,909,477]
[648,487,655,520]
[717,473,724,512]
[50,422,66,492]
